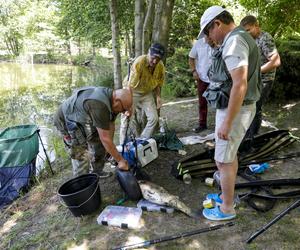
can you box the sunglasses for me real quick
[204,20,216,36]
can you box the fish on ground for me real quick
[138,180,198,218]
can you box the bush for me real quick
[164,47,196,98]
[271,38,300,101]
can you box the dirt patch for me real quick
[1,98,300,250]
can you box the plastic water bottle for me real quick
[248,163,270,174]
[213,170,221,186]
[183,173,192,184]
[159,117,167,133]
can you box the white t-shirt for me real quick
[189,38,214,83]
[222,31,249,71]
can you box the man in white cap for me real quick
[199,6,261,220]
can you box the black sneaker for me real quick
[193,126,208,133]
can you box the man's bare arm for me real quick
[97,127,128,170]
[188,57,200,80]
[261,52,281,74]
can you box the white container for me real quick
[117,138,158,167]
[137,199,174,213]
[136,138,158,167]
[97,205,142,229]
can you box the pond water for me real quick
[0,62,112,129]
[0,62,113,172]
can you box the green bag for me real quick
[0,125,39,168]
[153,129,184,151]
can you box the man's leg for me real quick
[129,92,143,138]
[217,158,238,214]
[203,104,255,220]
[245,98,262,139]
[54,106,89,176]
[70,144,90,176]
[84,124,112,178]
[119,113,129,145]
[245,79,274,139]
[193,80,208,132]
[198,80,209,128]
[140,92,158,139]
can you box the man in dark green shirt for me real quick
[54,87,132,177]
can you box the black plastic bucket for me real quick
[58,173,101,217]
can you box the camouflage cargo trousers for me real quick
[54,106,105,176]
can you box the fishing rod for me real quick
[235,178,300,189]
[112,222,234,250]
[37,129,54,175]
[177,151,300,178]
[246,199,300,243]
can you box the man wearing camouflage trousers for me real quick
[54,87,132,177]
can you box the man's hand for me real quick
[217,122,231,141]
[118,158,129,171]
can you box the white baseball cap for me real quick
[198,6,226,39]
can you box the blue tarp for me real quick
[0,162,35,208]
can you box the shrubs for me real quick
[271,37,300,101]
[163,47,196,98]
[164,38,300,101]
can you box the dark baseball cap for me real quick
[149,43,165,58]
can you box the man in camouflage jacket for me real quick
[241,15,281,137]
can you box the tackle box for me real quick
[117,138,158,167]
[96,205,142,229]
[137,199,174,213]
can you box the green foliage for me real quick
[164,47,196,97]
[237,0,300,38]
[0,0,28,56]
[271,38,300,100]
[56,0,112,47]
[169,0,221,48]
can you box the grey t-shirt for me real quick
[222,32,249,71]
[83,100,117,130]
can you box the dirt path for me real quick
[1,98,300,250]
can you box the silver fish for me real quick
[138,180,197,217]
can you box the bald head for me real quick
[112,88,133,115]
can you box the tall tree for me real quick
[109,0,122,89]
[237,0,300,38]
[142,0,156,54]
[152,0,175,58]
[134,0,145,57]
[0,0,27,56]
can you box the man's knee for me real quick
[216,161,232,169]
[216,157,237,169]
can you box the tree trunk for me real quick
[134,0,145,57]
[142,0,156,54]
[152,0,175,62]
[125,29,133,58]
[109,0,122,89]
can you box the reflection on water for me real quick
[0,62,113,129]
[0,62,113,171]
